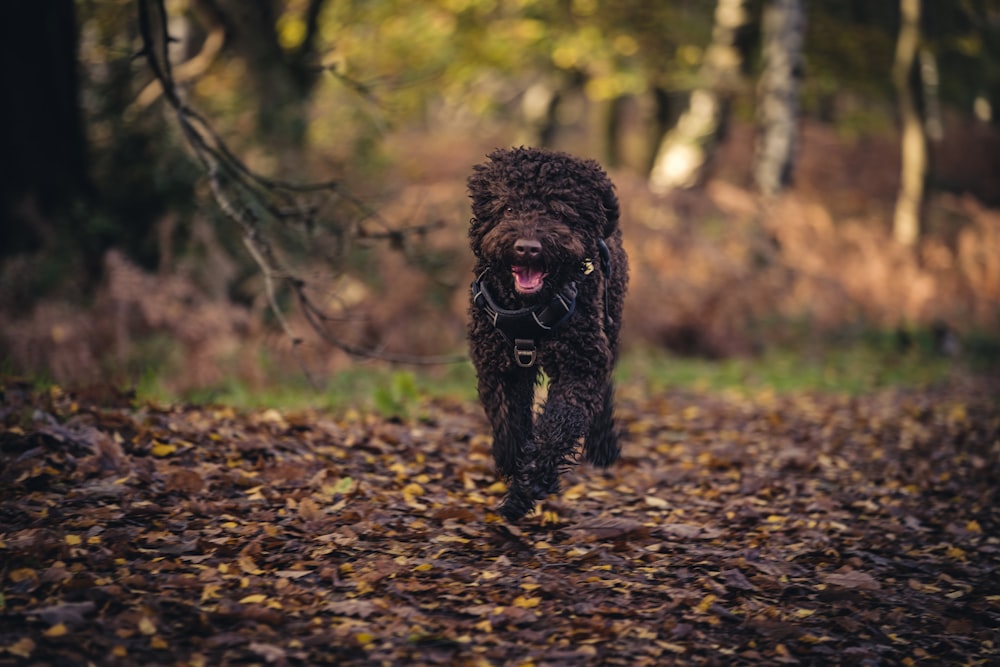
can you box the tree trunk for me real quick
[197,0,325,150]
[754,0,806,196]
[648,0,752,193]
[892,0,927,247]
[600,95,627,168]
[518,80,562,148]
[0,0,88,254]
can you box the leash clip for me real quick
[513,339,537,367]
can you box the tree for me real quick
[648,0,753,193]
[892,0,927,246]
[754,0,806,196]
[193,0,327,150]
[0,0,89,258]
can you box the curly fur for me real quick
[467,147,629,520]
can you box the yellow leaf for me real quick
[966,520,982,533]
[794,608,815,619]
[64,534,82,546]
[660,642,686,654]
[513,596,540,609]
[9,568,36,583]
[6,637,35,658]
[946,546,966,561]
[151,442,177,457]
[239,594,267,604]
[414,563,433,572]
[138,617,156,636]
[44,623,69,638]
[355,632,376,645]
[487,481,508,494]
[695,594,717,614]
[112,645,127,658]
[200,584,222,602]
[150,636,169,650]
[238,556,264,575]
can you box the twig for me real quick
[134,0,466,366]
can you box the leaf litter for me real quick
[0,376,998,666]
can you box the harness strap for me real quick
[471,274,577,367]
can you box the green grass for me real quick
[617,343,958,398]
[11,327,993,416]
[139,359,480,417]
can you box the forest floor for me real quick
[1,371,998,666]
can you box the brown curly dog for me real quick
[467,147,629,520]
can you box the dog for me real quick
[467,147,628,520]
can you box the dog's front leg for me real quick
[583,382,621,468]
[526,334,613,509]
[479,367,542,522]
[530,372,605,497]
[476,366,536,482]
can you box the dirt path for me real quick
[1,377,997,665]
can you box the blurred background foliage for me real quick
[1,0,999,404]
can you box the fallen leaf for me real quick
[513,596,540,609]
[239,594,267,604]
[821,569,881,591]
[43,623,68,638]
[151,442,177,457]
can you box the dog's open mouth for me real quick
[511,265,548,294]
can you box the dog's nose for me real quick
[513,239,542,259]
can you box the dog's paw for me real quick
[497,489,535,522]
[584,439,621,468]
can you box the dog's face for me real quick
[468,147,618,300]
[478,207,586,297]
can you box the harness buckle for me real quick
[513,339,537,368]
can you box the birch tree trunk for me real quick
[892,0,927,246]
[648,0,751,193]
[754,0,806,196]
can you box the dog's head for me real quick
[467,147,618,300]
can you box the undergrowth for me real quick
[123,327,996,416]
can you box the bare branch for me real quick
[135,0,466,366]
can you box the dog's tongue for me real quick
[512,266,546,293]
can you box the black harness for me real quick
[471,239,611,368]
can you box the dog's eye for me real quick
[503,206,514,216]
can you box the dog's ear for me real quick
[599,181,619,238]
[467,154,511,224]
